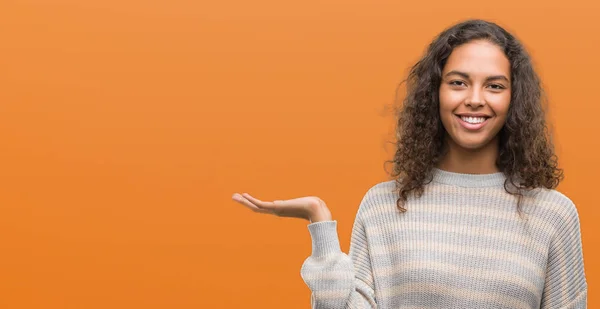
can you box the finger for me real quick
[232,193,271,214]
[241,193,279,210]
[242,194,309,208]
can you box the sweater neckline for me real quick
[431,167,506,188]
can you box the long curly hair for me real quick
[385,19,563,213]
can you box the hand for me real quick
[232,193,332,222]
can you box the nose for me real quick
[465,88,485,107]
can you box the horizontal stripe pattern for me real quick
[300,169,587,308]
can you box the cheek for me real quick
[439,91,456,117]
[438,89,463,125]
[439,88,464,110]
[438,101,456,133]
[489,95,511,118]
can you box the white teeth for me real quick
[461,116,486,124]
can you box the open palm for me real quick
[232,193,331,222]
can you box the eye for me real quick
[449,80,466,87]
[488,84,505,90]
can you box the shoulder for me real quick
[525,188,578,214]
[356,179,398,218]
[524,187,582,231]
[364,179,397,202]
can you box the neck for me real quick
[436,135,500,174]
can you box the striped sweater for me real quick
[300,168,587,308]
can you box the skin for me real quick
[436,39,512,174]
[231,193,331,222]
[233,39,513,220]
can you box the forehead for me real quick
[443,40,510,77]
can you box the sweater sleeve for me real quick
[540,201,588,309]
[300,210,376,309]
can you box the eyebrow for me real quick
[444,70,510,83]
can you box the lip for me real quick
[455,114,490,131]
[456,113,492,118]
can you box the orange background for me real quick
[1,0,599,308]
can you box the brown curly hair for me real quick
[384,19,563,213]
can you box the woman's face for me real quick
[439,39,511,151]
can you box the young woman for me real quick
[231,19,587,308]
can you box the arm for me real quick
[540,202,587,309]
[300,211,376,309]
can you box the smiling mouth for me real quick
[456,115,490,124]
[454,114,491,130]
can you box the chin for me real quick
[459,143,487,150]
[454,137,491,151]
